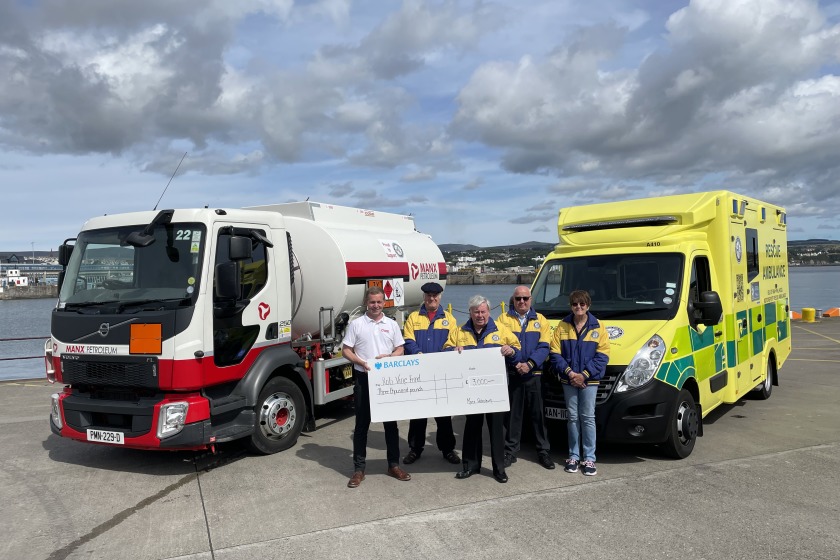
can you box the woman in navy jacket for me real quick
[549,290,610,476]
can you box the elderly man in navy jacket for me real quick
[497,285,555,470]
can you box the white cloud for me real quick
[2,0,840,251]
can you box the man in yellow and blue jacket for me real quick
[496,286,555,470]
[444,295,521,483]
[401,282,461,465]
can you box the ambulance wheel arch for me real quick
[662,379,702,459]
[752,353,776,400]
[249,373,307,454]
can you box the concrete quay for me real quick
[2,319,839,560]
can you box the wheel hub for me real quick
[259,393,296,439]
[675,401,698,444]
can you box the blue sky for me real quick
[2,0,840,253]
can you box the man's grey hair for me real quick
[468,294,489,310]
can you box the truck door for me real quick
[206,225,278,384]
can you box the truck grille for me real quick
[542,365,624,406]
[61,355,159,388]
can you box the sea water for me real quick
[1,266,837,381]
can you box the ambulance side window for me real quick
[688,256,712,328]
[745,228,759,282]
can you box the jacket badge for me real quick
[591,331,599,339]
[533,321,540,329]
[492,334,500,341]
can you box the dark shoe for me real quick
[443,450,461,464]
[493,470,508,483]
[564,459,579,473]
[503,452,517,468]
[538,453,556,470]
[455,468,480,479]
[347,471,365,488]
[387,465,411,481]
[403,450,421,464]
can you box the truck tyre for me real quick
[662,389,698,459]
[249,376,305,454]
[753,360,774,400]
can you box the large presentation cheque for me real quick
[366,347,510,423]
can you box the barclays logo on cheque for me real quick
[375,358,421,369]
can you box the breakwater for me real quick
[446,273,535,285]
[0,286,57,300]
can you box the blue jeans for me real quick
[562,383,597,462]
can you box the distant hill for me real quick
[439,243,481,252]
[788,239,840,246]
[440,241,554,252]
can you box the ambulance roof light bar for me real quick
[562,216,679,233]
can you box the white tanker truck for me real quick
[45,201,446,454]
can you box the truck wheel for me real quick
[753,360,774,400]
[249,377,305,454]
[662,389,698,459]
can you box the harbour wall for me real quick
[0,286,58,300]
[446,273,536,285]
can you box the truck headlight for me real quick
[157,402,189,439]
[50,393,63,429]
[616,335,665,392]
[45,338,56,383]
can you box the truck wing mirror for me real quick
[693,291,723,326]
[58,242,74,266]
[215,262,241,300]
[229,235,252,261]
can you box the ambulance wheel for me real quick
[249,377,305,454]
[753,360,774,400]
[662,389,698,459]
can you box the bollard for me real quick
[802,308,816,322]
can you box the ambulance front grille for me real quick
[542,366,622,406]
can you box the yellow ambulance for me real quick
[533,191,791,458]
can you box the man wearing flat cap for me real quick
[401,281,461,465]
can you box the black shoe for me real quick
[455,468,480,479]
[403,450,421,464]
[537,453,556,470]
[493,470,508,483]
[443,450,461,464]
[503,453,517,468]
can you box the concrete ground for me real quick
[1,319,838,560]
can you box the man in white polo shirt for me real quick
[342,286,411,488]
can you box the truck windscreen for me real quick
[57,223,206,311]
[531,253,684,321]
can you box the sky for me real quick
[2,0,840,254]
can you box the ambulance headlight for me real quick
[616,335,665,392]
[50,393,63,429]
[157,402,188,439]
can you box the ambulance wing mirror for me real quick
[693,291,723,326]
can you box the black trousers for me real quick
[407,416,456,455]
[461,412,505,473]
[352,372,400,471]
[504,374,550,456]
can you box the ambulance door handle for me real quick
[741,319,748,330]
[715,330,723,337]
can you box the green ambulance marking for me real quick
[654,300,789,392]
